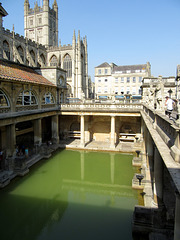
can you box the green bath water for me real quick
[0,149,140,240]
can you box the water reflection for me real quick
[0,150,138,240]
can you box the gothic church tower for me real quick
[24,0,58,47]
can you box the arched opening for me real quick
[63,54,72,78]
[0,90,10,107]
[42,92,55,104]
[50,55,58,66]
[17,46,24,62]
[3,40,10,60]
[30,50,35,63]
[16,90,37,106]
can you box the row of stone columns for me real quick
[5,114,59,158]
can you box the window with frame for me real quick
[16,90,37,106]
[115,87,118,94]
[50,55,58,67]
[132,87,136,94]
[139,77,142,82]
[98,87,101,93]
[98,79,101,82]
[121,87,124,94]
[121,77,124,83]
[126,87,130,94]
[127,77,130,83]
[42,92,55,104]
[63,54,72,78]
[105,79,108,82]
[105,69,108,74]
[98,69,101,75]
[104,87,108,93]
[29,18,33,26]
[133,77,136,83]
[0,90,9,107]
[115,78,118,83]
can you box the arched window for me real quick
[0,90,9,107]
[17,46,24,62]
[50,55,58,66]
[16,90,37,106]
[40,53,46,65]
[30,50,35,63]
[3,40,10,60]
[42,92,55,104]
[63,54,72,78]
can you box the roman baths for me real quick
[0,62,180,239]
[0,1,180,240]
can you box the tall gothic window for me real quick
[63,54,72,78]
[3,40,10,60]
[0,90,9,107]
[17,46,24,62]
[50,55,58,66]
[16,90,37,106]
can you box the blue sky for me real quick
[1,0,180,80]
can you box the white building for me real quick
[95,62,151,101]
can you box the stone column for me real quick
[51,115,59,144]
[6,124,16,157]
[33,119,42,145]
[153,147,163,205]
[146,131,154,170]
[110,116,115,149]
[80,115,85,147]
[174,192,180,240]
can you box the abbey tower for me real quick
[24,0,58,47]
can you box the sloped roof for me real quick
[113,64,147,73]
[96,62,111,68]
[0,60,55,86]
[0,3,8,17]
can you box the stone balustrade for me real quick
[61,103,143,112]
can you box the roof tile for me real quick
[0,60,55,86]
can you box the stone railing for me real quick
[60,103,143,112]
[16,105,39,112]
[0,107,11,114]
[142,104,180,163]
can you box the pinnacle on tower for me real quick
[78,30,80,42]
[53,0,58,7]
[73,30,76,41]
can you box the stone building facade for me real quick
[0,0,88,100]
[94,62,151,100]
